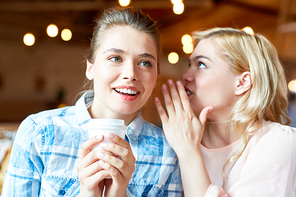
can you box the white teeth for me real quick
[186,90,192,95]
[115,88,137,95]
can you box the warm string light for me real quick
[23,24,72,46]
[171,0,184,15]
[173,2,184,15]
[242,26,254,35]
[168,52,179,64]
[171,0,182,4]
[61,29,72,41]
[23,33,35,46]
[181,34,193,54]
[119,0,131,7]
[47,24,58,37]
[288,80,296,93]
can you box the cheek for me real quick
[140,69,157,88]
[94,65,117,79]
[196,76,216,91]
[149,73,157,89]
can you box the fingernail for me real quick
[176,81,182,87]
[168,79,173,85]
[96,135,103,140]
[108,133,115,139]
[99,160,105,165]
[97,152,105,158]
[100,143,107,148]
[162,84,167,91]
[155,97,160,103]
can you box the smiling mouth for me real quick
[114,88,138,96]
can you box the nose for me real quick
[122,62,139,82]
[181,68,194,83]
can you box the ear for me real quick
[86,61,94,80]
[235,71,252,96]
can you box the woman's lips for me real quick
[114,88,138,96]
[185,87,193,96]
[114,87,140,101]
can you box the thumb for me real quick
[199,106,214,126]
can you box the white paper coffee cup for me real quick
[87,118,127,151]
[87,119,127,179]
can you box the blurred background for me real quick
[0,0,296,128]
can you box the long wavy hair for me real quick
[192,27,291,183]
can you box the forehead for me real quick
[191,39,217,56]
[98,25,158,55]
[190,38,226,62]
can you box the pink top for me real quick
[201,120,296,197]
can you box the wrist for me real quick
[176,147,202,162]
[104,185,128,197]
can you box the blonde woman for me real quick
[155,27,296,196]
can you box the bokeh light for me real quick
[23,33,35,46]
[242,26,254,35]
[288,80,296,93]
[119,0,131,6]
[168,52,179,64]
[47,24,58,37]
[171,0,182,4]
[61,29,72,41]
[183,44,194,54]
[181,34,192,45]
[173,2,184,15]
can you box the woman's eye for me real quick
[139,60,153,67]
[109,56,121,62]
[198,62,206,69]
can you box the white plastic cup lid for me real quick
[87,119,127,129]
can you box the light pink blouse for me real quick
[201,120,296,197]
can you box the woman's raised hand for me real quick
[154,79,213,157]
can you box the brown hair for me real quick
[88,6,161,69]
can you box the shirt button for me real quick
[58,190,66,195]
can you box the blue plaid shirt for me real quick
[2,92,183,197]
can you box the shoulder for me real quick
[26,106,75,125]
[249,121,296,162]
[259,121,296,144]
[15,106,76,145]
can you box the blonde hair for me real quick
[192,27,290,182]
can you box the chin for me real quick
[115,107,139,116]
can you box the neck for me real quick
[88,100,138,126]
[201,121,239,149]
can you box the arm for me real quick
[154,80,213,197]
[1,117,43,197]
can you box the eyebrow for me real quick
[103,48,124,54]
[139,53,157,61]
[191,55,212,63]
[104,48,156,61]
